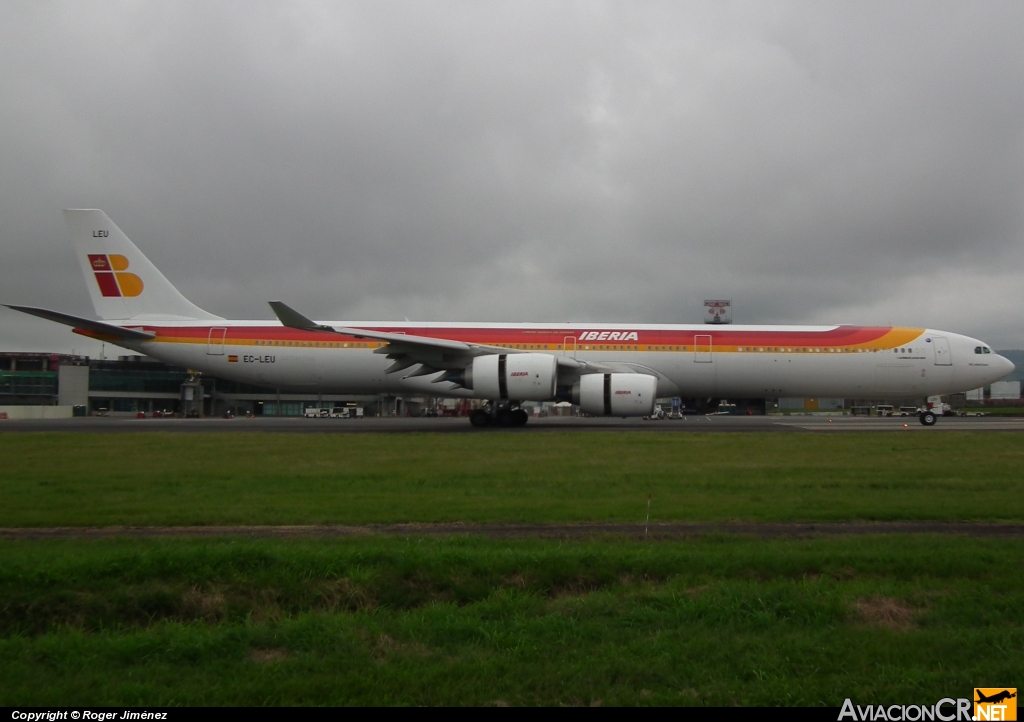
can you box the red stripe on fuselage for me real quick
[135,325,905,347]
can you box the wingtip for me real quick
[4,303,37,314]
[267,299,326,332]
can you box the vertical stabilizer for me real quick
[64,209,222,321]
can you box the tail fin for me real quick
[64,209,222,321]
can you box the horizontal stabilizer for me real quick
[5,305,156,340]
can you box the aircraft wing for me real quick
[269,301,474,352]
[5,305,156,341]
[269,300,586,376]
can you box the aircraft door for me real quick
[694,335,712,363]
[207,327,227,355]
[563,336,577,358]
[932,336,952,366]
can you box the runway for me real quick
[2,414,1024,433]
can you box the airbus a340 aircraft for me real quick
[7,210,1015,426]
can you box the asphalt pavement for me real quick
[2,414,1023,433]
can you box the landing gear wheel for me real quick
[496,408,514,427]
[511,408,529,426]
[469,410,491,428]
[919,411,937,426]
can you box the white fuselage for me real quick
[101,320,1014,401]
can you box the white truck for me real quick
[329,406,364,419]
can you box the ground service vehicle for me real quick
[643,405,665,420]
[7,210,1015,427]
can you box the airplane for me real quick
[976,690,1016,705]
[5,209,1015,427]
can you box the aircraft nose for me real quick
[995,354,1015,379]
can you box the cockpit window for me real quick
[975,347,983,354]
[975,346,993,354]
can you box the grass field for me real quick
[1,535,1021,706]
[2,431,1021,706]
[1,431,1023,526]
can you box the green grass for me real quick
[2,432,1023,526]
[1,535,1020,706]
[3,432,1020,706]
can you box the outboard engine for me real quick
[573,373,657,417]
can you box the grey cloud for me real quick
[1,1,1022,352]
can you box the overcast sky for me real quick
[2,0,1022,356]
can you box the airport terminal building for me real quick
[0,352,386,418]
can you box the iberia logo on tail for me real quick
[88,254,144,298]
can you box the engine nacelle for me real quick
[574,373,657,417]
[470,353,558,401]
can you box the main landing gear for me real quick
[919,411,937,426]
[469,403,529,428]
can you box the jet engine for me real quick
[465,353,558,401]
[573,373,657,417]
